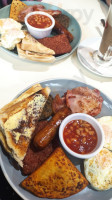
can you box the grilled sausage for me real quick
[33,107,71,149]
[53,20,74,42]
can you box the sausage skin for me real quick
[33,107,71,149]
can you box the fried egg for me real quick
[0,18,22,34]
[84,148,112,190]
[0,29,25,50]
[97,116,112,151]
[0,18,25,50]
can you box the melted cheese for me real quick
[27,94,46,118]
[4,94,46,143]
[13,127,34,142]
[4,109,26,130]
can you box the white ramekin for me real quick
[59,113,105,159]
[25,11,55,39]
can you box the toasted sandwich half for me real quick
[16,31,56,63]
[0,83,51,167]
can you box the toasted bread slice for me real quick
[0,131,11,154]
[21,32,55,55]
[0,84,51,167]
[21,147,88,198]
[0,83,42,121]
[17,43,55,63]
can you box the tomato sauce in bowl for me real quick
[63,119,98,154]
[25,11,55,39]
[27,14,52,29]
[59,113,104,159]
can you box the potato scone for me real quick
[97,116,112,151]
[84,148,112,190]
[10,0,28,21]
[21,147,88,198]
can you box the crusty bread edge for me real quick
[0,131,11,154]
[21,33,55,55]
[0,83,42,122]
[17,43,56,63]
[0,84,51,167]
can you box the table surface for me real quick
[0,0,111,200]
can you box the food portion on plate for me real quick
[0,18,25,50]
[0,0,76,63]
[16,31,56,62]
[0,83,50,167]
[17,4,62,23]
[97,116,112,150]
[21,147,88,199]
[0,81,112,199]
[84,148,112,190]
[52,87,103,115]
[9,0,28,21]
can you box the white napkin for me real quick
[78,38,112,77]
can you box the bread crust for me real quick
[21,32,55,55]
[0,83,42,122]
[0,84,51,167]
[17,43,55,63]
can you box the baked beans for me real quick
[27,14,52,29]
[63,119,97,154]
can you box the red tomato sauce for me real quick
[63,119,97,154]
[27,14,52,29]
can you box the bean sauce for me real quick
[27,14,52,29]
[63,119,97,154]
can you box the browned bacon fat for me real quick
[52,87,103,116]
[52,94,66,114]
[18,4,62,22]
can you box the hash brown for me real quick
[10,0,28,21]
[21,147,88,198]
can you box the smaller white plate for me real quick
[77,37,112,77]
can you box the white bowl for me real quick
[25,11,55,39]
[59,113,104,159]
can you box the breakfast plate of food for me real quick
[0,0,81,63]
[0,78,112,200]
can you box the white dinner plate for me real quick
[0,78,112,200]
